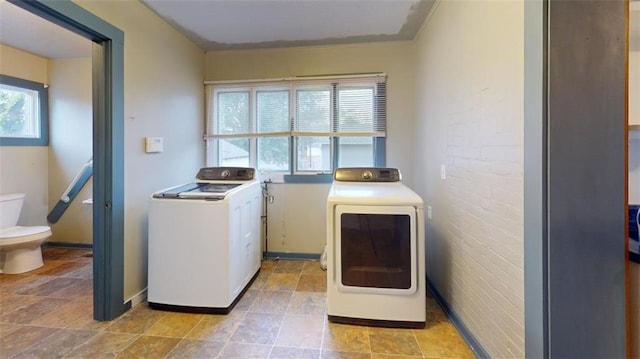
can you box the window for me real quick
[206,74,386,182]
[0,75,49,146]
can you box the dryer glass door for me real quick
[335,204,417,295]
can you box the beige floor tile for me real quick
[61,263,94,279]
[287,292,326,315]
[235,289,259,311]
[0,322,22,338]
[11,328,98,358]
[114,335,181,358]
[49,278,93,298]
[269,346,321,359]
[64,309,113,331]
[0,249,476,359]
[322,322,371,353]
[16,276,83,297]
[165,338,225,358]
[264,273,300,291]
[371,354,422,359]
[0,325,58,358]
[275,314,324,349]
[144,311,204,338]
[42,248,81,261]
[186,311,247,342]
[230,312,283,345]
[0,273,29,284]
[27,261,66,275]
[251,290,293,314]
[0,274,55,296]
[105,304,166,334]
[250,271,272,290]
[413,321,474,359]
[302,260,326,275]
[219,342,272,358]
[261,260,278,273]
[273,260,305,274]
[368,327,422,356]
[321,350,373,359]
[1,297,69,324]
[32,261,87,277]
[30,298,91,328]
[296,274,327,292]
[0,294,42,316]
[64,331,138,358]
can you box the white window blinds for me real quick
[205,74,386,140]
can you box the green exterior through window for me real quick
[0,74,49,146]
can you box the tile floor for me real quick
[0,248,475,358]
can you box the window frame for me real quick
[255,87,292,173]
[206,75,386,183]
[293,83,334,175]
[0,74,49,146]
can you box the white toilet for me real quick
[0,193,51,274]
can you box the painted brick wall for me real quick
[413,1,524,357]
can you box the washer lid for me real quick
[334,167,401,182]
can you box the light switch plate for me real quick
[145,137,163,153]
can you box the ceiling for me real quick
[0,0,434,58]
[141,0,434,51]
[0,0,91,58]
[1,0,637,59]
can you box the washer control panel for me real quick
[333,167,401,182]
[196,167,255,181]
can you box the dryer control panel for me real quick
[333,167,401,182]
[196,167,255,181]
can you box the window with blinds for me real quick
[205,74,386,178]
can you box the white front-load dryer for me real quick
[326,167,425,328]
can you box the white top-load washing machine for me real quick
[148,167,261,313]
[326,167,425,328]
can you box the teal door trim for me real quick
[525,1,628,357]
[9,0,128,321]
[523,0,548,356]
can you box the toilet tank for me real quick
[0,193,26,229]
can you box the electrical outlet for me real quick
[440,164,446,180]
[427,205,432,219]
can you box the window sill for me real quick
[0,138,48,146]
[283,174,333,184]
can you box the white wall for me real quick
[0,44,49,226]
[629,6,639,127]
[205,42,415,254]
[74,0,205,300]
[48,57,93,244]
[630,6,640,204]
[413,2,524,357]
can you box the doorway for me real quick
[9,0,127,321]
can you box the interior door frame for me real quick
[524,0,629,357]
[9,0,128,321]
